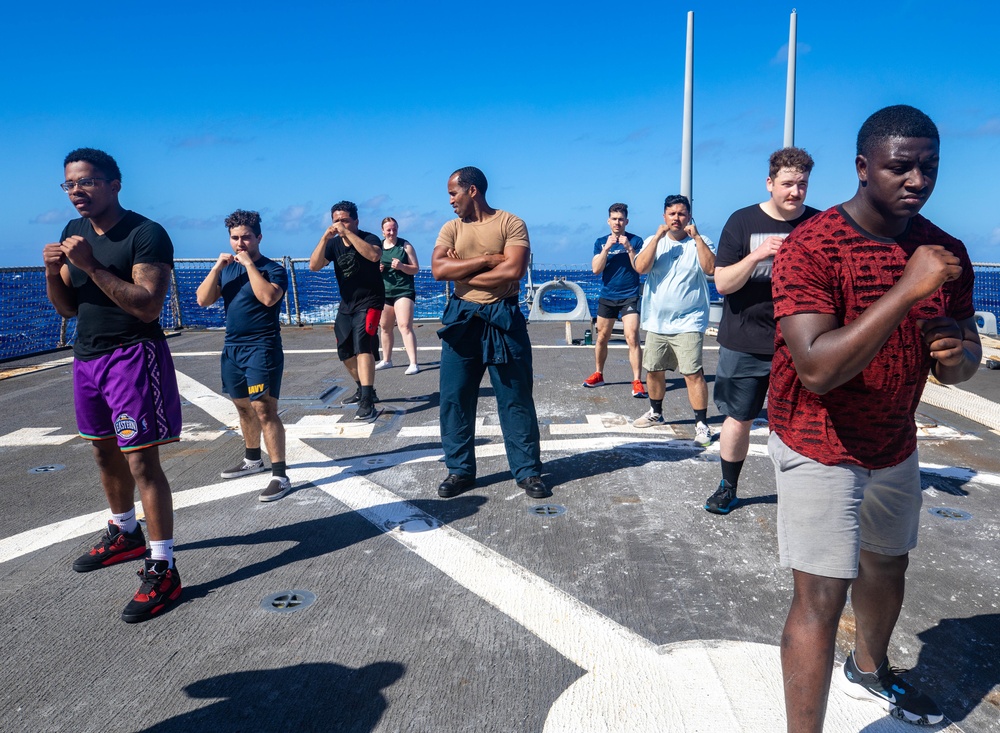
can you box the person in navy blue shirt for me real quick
[583,203,646,397]
[196,210,292,502]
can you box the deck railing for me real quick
[3,260,999,362]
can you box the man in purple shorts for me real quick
[43,148,183,624]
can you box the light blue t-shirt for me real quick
[640,233,716,334]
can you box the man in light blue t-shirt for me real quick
[584,203,646,397]
[632,195,716,447]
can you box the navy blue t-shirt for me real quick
[220,256,288,345]
[594,232,644,300]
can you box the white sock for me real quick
[111,508,138,535]
[149,539,174,568]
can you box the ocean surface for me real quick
[3,260,999,362]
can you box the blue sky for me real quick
[3,0,998,269]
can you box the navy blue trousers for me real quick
[438,300,542,481]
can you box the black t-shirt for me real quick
[715,204,820,355]
[61,211,173,360]
[220,256,288,345]
[323,230,385,313]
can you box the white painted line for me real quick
[548,413,678,436]
[0,427,76,447]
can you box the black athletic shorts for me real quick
[597,296,640,320]
[335,308,382,361]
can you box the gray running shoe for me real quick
[694,421,712,447]
[633,409,664,428]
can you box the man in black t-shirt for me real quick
[196,210,292,502]
[308,201,385,420]
[43,147,182,624]
[704,147,820,515]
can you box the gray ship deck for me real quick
[1,323,997,733]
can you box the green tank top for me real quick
[380,239,417,300]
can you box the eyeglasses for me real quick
[60,178,109,192]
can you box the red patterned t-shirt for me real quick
[769,206,975,469]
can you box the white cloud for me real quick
[991,226,1000,246]
[30,208,72,225]
[770,42,812,65]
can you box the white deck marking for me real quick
[285,414,378,439]
[0,372,972,731]
[548,413,678,436]
[0,427,76,446]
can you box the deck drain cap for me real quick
[928,507,972,521]
[29,464,65,474]
[384,515,442,533]
[261,590,316,613]
[529,504,566,517]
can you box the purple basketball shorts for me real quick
[73,339,183,452]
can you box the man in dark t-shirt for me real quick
[43,147,182,624]
[703,147,820,516]
[196,210,292,502]
[308,200,385,421]
[769,105,980,731]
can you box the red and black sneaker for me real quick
[121,559,183,624]
[72,521,147,573]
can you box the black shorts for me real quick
[221,342,284,400]
[335,308,382,361]
[713,346,772,421]
[597,296,640,320]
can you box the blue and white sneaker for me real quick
[837,651,944,725]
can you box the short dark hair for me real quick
[608,203,628,217]
[663,194,691,214]
[857,105,939,158]
[769,147,814,179]
[451,166,488,195]
[331,201,359,220]
[64,147,122,182]
[225,209,262,237]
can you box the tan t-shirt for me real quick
[434,210,530,304]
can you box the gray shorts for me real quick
[769,431,922,579]
[642,331,703,375]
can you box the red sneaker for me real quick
[121,559,183,623]
[72,521,147,573]
[632,380,648,398]
[582,372,605,388]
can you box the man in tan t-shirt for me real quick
[431,166,548,500]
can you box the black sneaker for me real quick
[517,476,551,499]
[355,396,377,421]
[73,521,147,573]
[704,480,737,515]
[837,652,944,725]
[438,474,475,498]
[259,476,292,502]
[121,559,183,624]
[343,387,379,406]
[220,458,266,479]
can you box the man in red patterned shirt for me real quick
[769,105,981,731]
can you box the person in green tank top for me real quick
[376,217,421,374]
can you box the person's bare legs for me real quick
[593,315,615,375]
[851,550,908,672]
[92,438,137,516]
[782,569,851,733]
[646,370,666,401]
[622,312,642,382]
[682,370,708,411]
[395,297,419,367]
[720,416,753,462]
[124,446,173,542]
[356,353,375,386]
[379,305,396,364]
[250,394,285,465]
[231,397,262,451]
